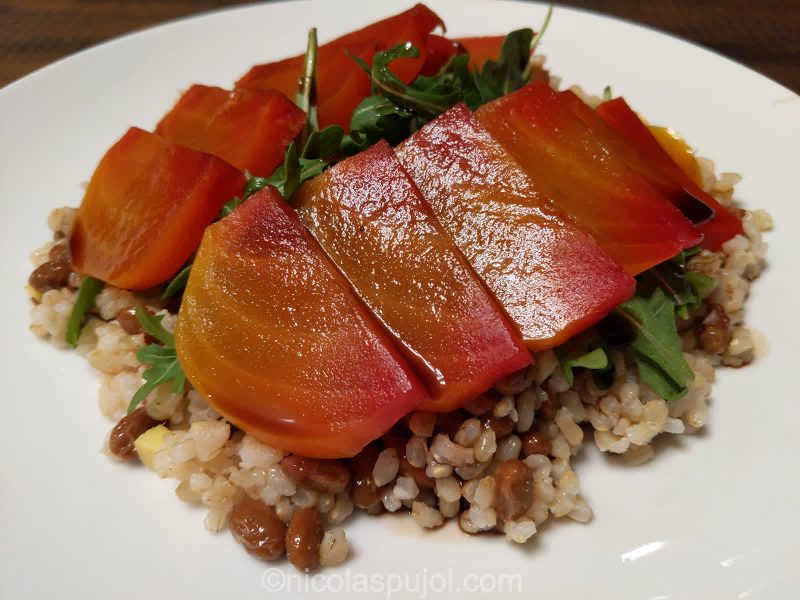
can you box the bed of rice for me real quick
[27,109,772,570]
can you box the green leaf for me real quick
[602,86,613,102]
[347,51,371,77]
[614,287,695,401]
[482,28,534,99]
[301,125,344,159]
[255,143,300,198]
[640,259,696,308]
[276,143,302,198]
[640,249,717,320]
[65,276,103,347]
[341,95,415,154]
[244,142,333,200]
[570,347,608,371]
[368,43,462,117]
[135,305,174,347]
[630,349,687,401]
[458,25,540,109]
[686,271,715,299]
[128,344,186,414]
[242,176,266,199]
[161,264,192,299]
[219,196,243,218]
[556,331,610,386]
[128,305,185,414]
[339,12,555,150]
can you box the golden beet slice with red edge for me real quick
[236,4,443,129]
[557,90,714,225]
[595,96,743,250]
[174,187,429,458]
[293,141,532,412]
[70,127,245,290]
[397,103,636,350]
[155,85,305,177]
[477,82,702,274]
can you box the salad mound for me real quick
[27,4,770,573]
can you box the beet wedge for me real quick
[477,82,702,274]
[174,187,429,458]
[397,104,635,350]
[293,140,532,412]
[596,97,743,250]
[70,127,245,290]
[419,34,466,76]
[557,90,714,225]
[236,4,443,130]
[155,85,305,177]
[454,35,504,69]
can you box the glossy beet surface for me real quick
[596,97,743,250]
[293,141,532,412]
[397,104,636,349]
[155,85,305,177]
[477,82,702,274]
[70,127,245,290]
[236,4,443,129]
[557,90,714,225]
[175,187,429,458]
[419,34,465,76]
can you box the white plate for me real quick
[1,1,799,598]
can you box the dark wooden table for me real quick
[1,0,798,92]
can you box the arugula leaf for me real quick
[341,95,415,154]
[128,305,186,414]
[134,305,173,346]
[480,28,534,100]
[245,142,334,200]
[361,43,464,118]
[677,271,716,319]
[447,54,490,110]
[128,345,186,414]
[686,271,715,298]
[162,264,192,299]
[640,259,696,308]
[345,8,553,134]
[556,331,610,386]
[65,276,103,347]
[474,8,552,104]
[561,347,609,387]
[614,287,694,401]
[641,249,717,320]
[219,196,244,218]
[301,125,344,159]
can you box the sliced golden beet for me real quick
[175,187,429,458]
[293,141,532,412]
[477,82,702,274]
[397,104,635,350]
[70,127,244,290]
[595,96,742,250]
[156,85,305,177]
